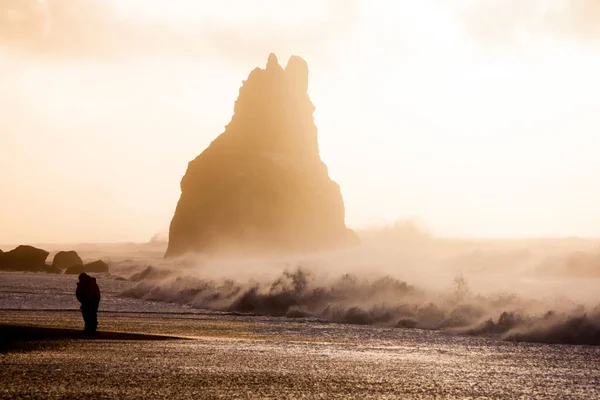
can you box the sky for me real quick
[1,0,600,244]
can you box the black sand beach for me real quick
[1,309,600,399]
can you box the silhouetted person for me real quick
[76,273,101,333]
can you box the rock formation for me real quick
[166,54,357,257]
[64,260,109,275]
[0,245,49,272]
[52,250,83,270]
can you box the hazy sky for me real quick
[1,0,600,244]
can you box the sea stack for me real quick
[165,54,358,257]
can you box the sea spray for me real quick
[111,232,600,345]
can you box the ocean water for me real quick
[1,270,600,399]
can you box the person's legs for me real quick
[90,303,99,332]
[81,304,96,333]
[81,305,89,332]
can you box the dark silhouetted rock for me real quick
[166,54,358,257]
[64,260,109,275]
[0,245,49,272]
[52,250,83,270]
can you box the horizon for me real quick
[3,229,599,250]
[2,0,600,244]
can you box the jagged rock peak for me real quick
[266,53,281,71]
[261,53,309,92]
[285,55,309,92]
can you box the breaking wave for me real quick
[112,238,600,346]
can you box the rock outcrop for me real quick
[0,245,49,272]
[52,250,83,270]
[166,54,357,257]
[64,260,109,275]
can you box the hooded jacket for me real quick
[76,274,101,305]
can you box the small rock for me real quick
[64,260,109,275]
[52,250,83,270]
[0,245,49,272]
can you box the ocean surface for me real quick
[1,269,600,399]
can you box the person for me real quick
[76,273,101,333]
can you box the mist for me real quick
[461,0,600,45]
[92,222,600,345]
[0,0,358,61]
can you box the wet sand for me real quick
[1,310,599,399]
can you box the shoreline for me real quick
[1,310,599,398]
